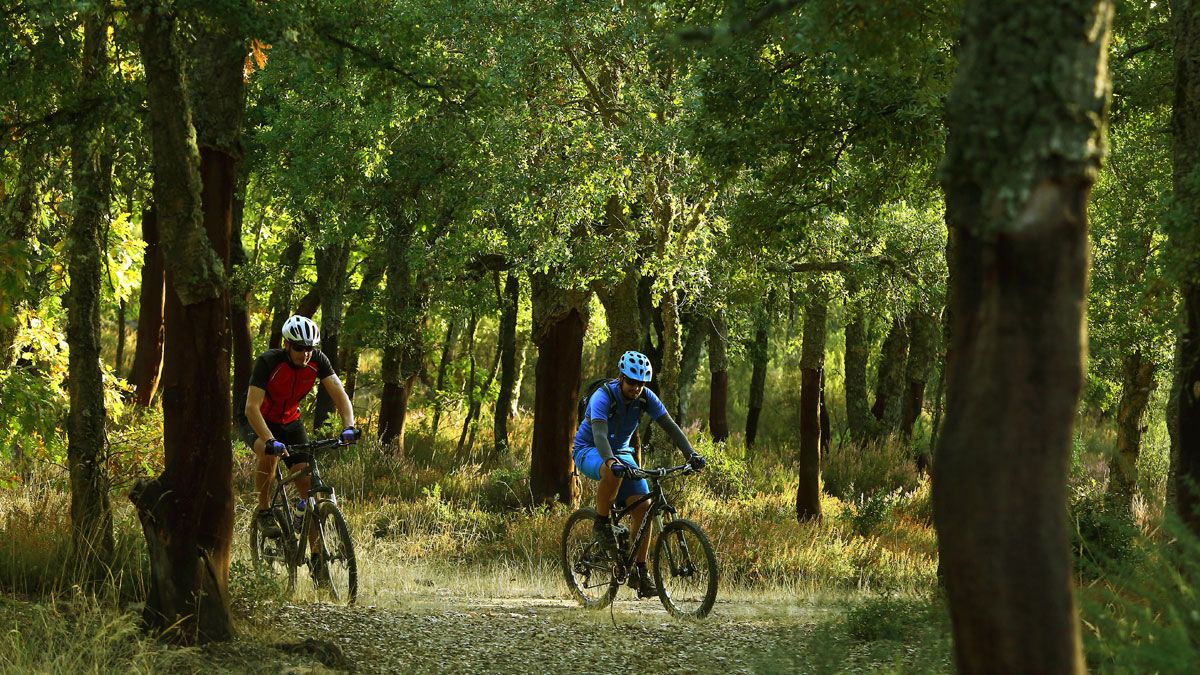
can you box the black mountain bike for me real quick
[561,463,718,618]
[249,438,357,603]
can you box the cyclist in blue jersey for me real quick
[573,350,706,598]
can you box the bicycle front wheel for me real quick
[653,519,718,619]
[250,502,296,596]
[313,500,357,603]
[561,508,619,610]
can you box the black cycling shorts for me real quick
[240,419,311,468]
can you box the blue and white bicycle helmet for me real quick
[618,350,653,383]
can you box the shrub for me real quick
[1082,519,1200,671]
[845,595,935,642]
[823,437,920,502]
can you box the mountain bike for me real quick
[561,463,718,618]
[249,438,357,603]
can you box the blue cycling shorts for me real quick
[573,447,649,506]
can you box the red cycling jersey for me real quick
[248,349,334,424]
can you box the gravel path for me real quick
[257,594,849,674]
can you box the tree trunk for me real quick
[430,315,463,440]
[229,179,253,423]
[461,316,502,456]
[266,234,303,349]
[0,141,44,369]
[313,241,351,430]
[1171,0,1200,535]
[511,331,529,417]
[677,312,708,424]
[338,252,385,401]
[455,312,480,453]
[745,307,770,447]
[871,315,909,435]
[595,266,642,370]
[797,289,827,522]
[129,208,165,407]
[1105,351,1157,512]
[378,230,425,453]
[932,3,1111,671]
[708,310,729,442]
[67,7,115,580]
[115,298,127,372]
[494,270,520,455]
[901,306,938,439]
[658,289,682,420]
[129,1,244,642]
[843,297,873,444]
[529,274,588,506]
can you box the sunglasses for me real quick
[288,341,314,353]
[622,376,647,387]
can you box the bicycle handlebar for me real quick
[285,438,351,453]
[619,463,695,480]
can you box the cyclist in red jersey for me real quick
[241,315,359,537]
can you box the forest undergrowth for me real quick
[0,402,1192,672]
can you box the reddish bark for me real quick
[129,208,165,407]
[530,298,586,507]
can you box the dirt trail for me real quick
[261,594,825,674]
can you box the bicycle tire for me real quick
[561,508,620,610]
[313,500,357,604]
[653,518,718,619]
[250,500,297,596]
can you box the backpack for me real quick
[576,377,647,425]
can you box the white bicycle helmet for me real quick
[282,315,320,347]
[618,350,652,382]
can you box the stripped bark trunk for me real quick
[529,274,588,506]
[745,307,770,447]
[708,310,729,442]
[1104,351,1157,513]
[932,2,1111,671]
[67,6,115,579]
[129,0,245,642]
[797,289,827,522]
[129,208,165,406]
[494,270,520,455]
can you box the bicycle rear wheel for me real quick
[249,500,297,596]
[561,508,619,609]
[313,500,357,603]
[653,518,718,618]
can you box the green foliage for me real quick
[844,594,936,642]
[1069,484,1141,578]
[1082,521,1200,672]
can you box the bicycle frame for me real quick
[609,466,692,570]
[269,439,340,567]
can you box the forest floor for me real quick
[0,585,952,674]
[209,586,948,674]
